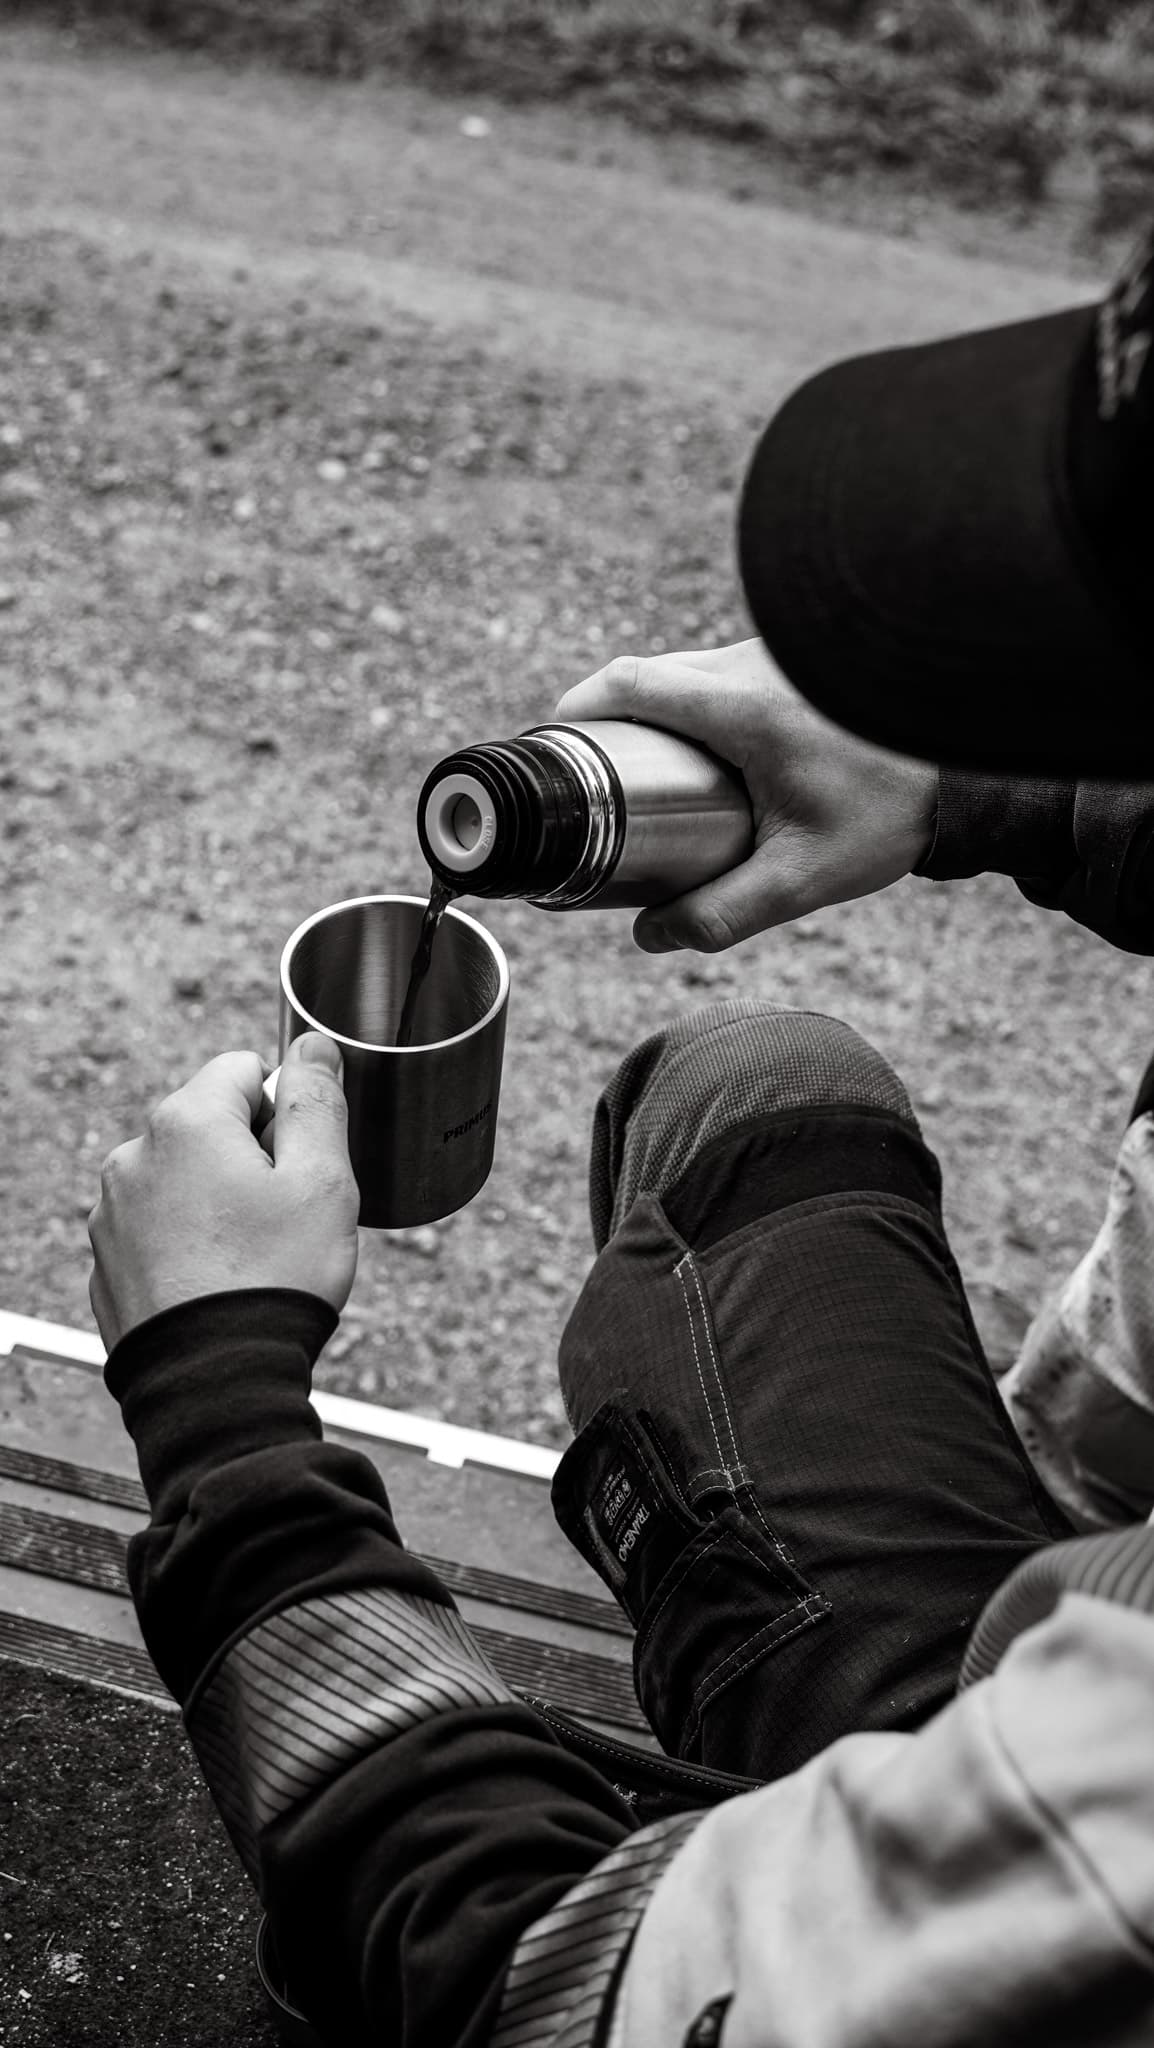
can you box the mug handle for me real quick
[255,1065,281,1139]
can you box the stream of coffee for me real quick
[396,876,455,1046]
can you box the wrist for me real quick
[904,761,940,874]
[919,770,1076,881]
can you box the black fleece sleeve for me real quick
[105,1290,648,2048]
[916,772,1154,953]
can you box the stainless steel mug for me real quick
[264,895,509,1229]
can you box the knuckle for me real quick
[99,1144,131,1191]
[148,1094,186,1140]
[602,654,646,712]
[285,1077,347,1125]
[689,899,744,954]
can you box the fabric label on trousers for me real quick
[553,1405,701,1620]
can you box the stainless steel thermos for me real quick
[416,720,753,909]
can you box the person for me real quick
[552,631,1154,960]
[90,227,1154,2048]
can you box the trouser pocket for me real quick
[552,1401,829,1761]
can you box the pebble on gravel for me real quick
[382,1226,441,1258]
[0,470,44,511]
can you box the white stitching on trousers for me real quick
[674,1252,729,1479]
[684,1254,740,1470]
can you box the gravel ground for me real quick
[0,1664,273,2048]
[0,34,1150,1450]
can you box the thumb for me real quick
[271,1032,352,1173]
[633,836,823,953]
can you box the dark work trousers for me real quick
[551,1001,1074,1783]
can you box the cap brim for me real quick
[738,307,1152,777]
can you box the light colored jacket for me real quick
[612,1590,1154,2046]
[515,1115,1154,2047]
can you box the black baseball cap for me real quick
[738,229,1153,777]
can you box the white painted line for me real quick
[0,1309,561,1481]
[0,1311,106,1369]
[312,1390,560,1479]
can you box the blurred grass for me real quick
[10,0,1154,232]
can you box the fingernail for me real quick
[637,925,683,955]
[298,1032,342,1072]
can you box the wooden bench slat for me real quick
[0,1441,631,1638]
[0,1496,647,1732]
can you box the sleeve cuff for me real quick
[105,1288,338,1521]
[915,770,1077,881]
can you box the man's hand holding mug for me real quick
[89,1034,359,1351]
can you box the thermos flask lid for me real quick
[416,721,751,909]
[422,770,498,875]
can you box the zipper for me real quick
[526,1698,763,1808]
